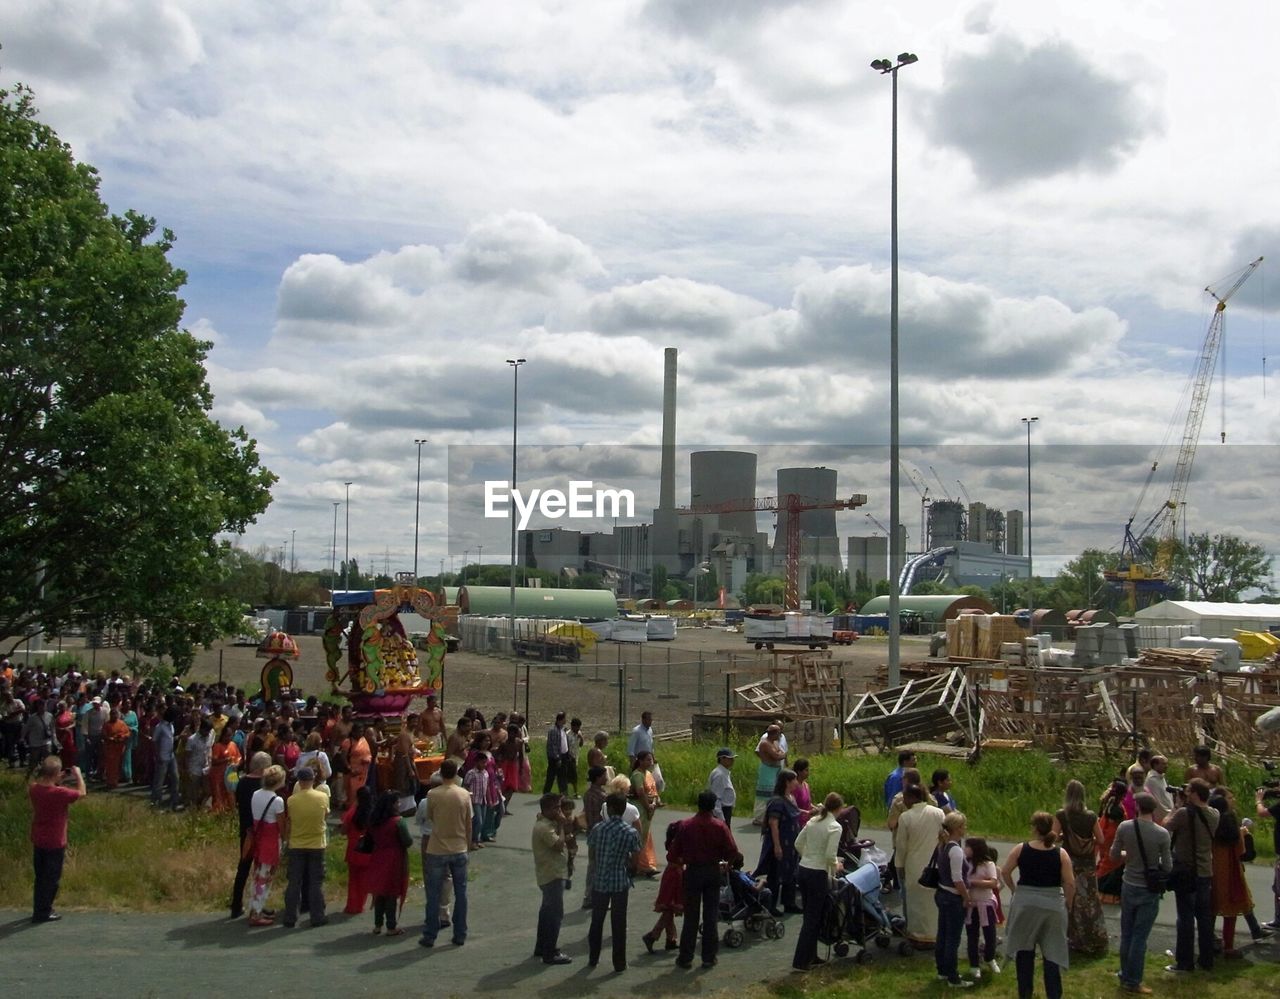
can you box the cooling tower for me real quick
[690,451,758,537]
[774,467,840,568]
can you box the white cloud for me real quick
[8,1,1278,575]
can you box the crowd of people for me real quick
[9,656,1280,994]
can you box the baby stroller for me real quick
[818,852,914,961]
[836,805,896,895]
[718,867,783,947]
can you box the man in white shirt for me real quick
[1144,755,1174,822]
[627,711,654,771]
[707,748,737,824]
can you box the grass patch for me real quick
[542,742,1276,860]
[0,769,356,912]
[744,953,1277,998]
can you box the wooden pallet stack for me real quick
[1134,647,1220,670]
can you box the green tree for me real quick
[741,573,785,606]
[807,580,837,612]
[1173,532,1273,602]
[650,564,668,600]
[0,86,274,669]
[1052,548,1120,611]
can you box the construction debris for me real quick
[843,668,977,754]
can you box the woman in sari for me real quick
[1094,778,1129,904]
[135,702,157,787]
[792,758,813,826]
[342,785,374,914]
[1053,779,1108,956]
[367,790,411,935]
[630,751,660,875]
[55,700,78,770]
[209,724,242,813]
[100,709,131,789]
[120,698,138,784]
[754,768,802,914]
[344,722,373,804]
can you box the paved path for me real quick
[2,797,1276,998]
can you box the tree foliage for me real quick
[740,573,785,607]
[1173,532,1273,602]
[0,86,275,667]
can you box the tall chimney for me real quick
[659,347,677,511]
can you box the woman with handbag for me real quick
[1053,779,1108,956]
[366,789,412,935]
[931,811,972,988]
[247,765,289,927]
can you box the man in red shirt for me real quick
[29,756,86,923]
[672,789,743,970]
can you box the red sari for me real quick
[366,816,410,910]
[56,710,78,769]
[342,804,371,914]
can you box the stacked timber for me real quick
[1134,647,1220,671]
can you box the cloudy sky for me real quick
[7,1,1278,582]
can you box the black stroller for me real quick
[718,867,784,947]
[817,855,914,961]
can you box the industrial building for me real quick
[512,348,1035,602]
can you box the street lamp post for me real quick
[476,543,483,583]
[330,501,339,593]
[1021,416,1039,588]
[413,438,429,582]
[507,358,526,654]
[871,51,918,688]
[343,481,353,591]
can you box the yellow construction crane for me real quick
[1105,256,1263,608]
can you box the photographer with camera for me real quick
[1256,778,1280,931]
[1162,777,1219,973]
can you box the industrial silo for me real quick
[928,500,965,546]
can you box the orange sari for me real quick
[344,736,372,802]
[100,720,131,788]
[209,741,242,813]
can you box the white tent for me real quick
[1134,600,1280,639]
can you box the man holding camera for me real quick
[29,757,86,923]
[1257,782,1280,930]
[1163,777,1219,974]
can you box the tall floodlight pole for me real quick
[507,358,526,655]
[413,438,429,582]
[330,502,339,593]
[476,543,484,582]
[343,480,353,591]
[1021,416,1039,589]
[290,529,296,574]
[871,51,918,688]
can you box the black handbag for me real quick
[918,844,943,889]
[1131,819,1168,894]
[356,830,375,854]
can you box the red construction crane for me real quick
[675,492,868,609]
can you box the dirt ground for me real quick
[53,629,933,737]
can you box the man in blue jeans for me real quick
[1112,792,1172,994]
[586,792,640,972]
[1163,778,1218,974]
[420,759,472,948]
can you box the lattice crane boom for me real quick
[1156,256,1262,575]
[676,492,868,609]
